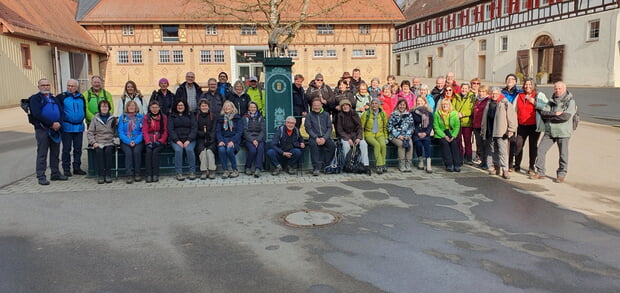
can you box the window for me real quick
[288,50,298,58]
[520,0,528,10]
[588,20,600,41]
[352,49,363,57]
[365,49,375,57]
[414,51,420,64]
[205,25,217,35]
[200,50,212,63]
[502,1,509,15]
[131,50,142,63]
[470,8,475,23]
[540,0,549,6]
[479,39,487,51]
[117,51,129,64]
[214,50,225,62]
[313,50,324,57]
[437,46,444,58]
[326,50,337,57]
[455,13,461,27]
[159,50,170,63]
[359,24,370,34]
[317,24,334,35]
[20,44,31,69]
[161,25,179,42]
[122,25,134,36]
[500,36,508,51]
[241,25,257,35]
[485,4,491,21]
[404,53,410,65]
[172,50,184,63]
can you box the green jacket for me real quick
[433,110,460,139]
[451,92,475,127]
[361,108,388,138]
[85,88,114,124]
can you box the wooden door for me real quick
[516,50,530,78]
[551,45,565,83]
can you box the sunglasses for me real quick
[471,82,480,85]
[445,89,453,92]
[315,79,323,81]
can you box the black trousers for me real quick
[514,124,540,171]
[145,145,163,177]
[95,146,114,177]
[439,138,462,168]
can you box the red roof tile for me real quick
[0,0,105,53]
[403,0,476,22]
[79,0,405,24]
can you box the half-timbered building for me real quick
[395,0,620,86]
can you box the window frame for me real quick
[479,39,487,51]
[326,49,337,57]
[159,50,184,64]
[414,51,420,64]
[122,25,135,36]
[437,46,444,58]
[240,25,257,35]
[20,43,32,69]
[317,24,335,35]
[205,25,217,35]
[352,49,364,58]
[500,36,509,51]
[587,19,600,41]
[288,49,298,58]
[365,49,375,57]
[313,50,324,57]
[214,50,225,63]
[161,25,179,42]
[200,50,212,63]
[359,24,370,34]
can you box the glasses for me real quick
[315,79,323,82]
[186,75,195,78]
[471,82,480,85]
[208,84,217,86]
[39,84,51,86]
[445,89,453,92]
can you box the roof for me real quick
[0,0,105,53]
[78,0,405,24]
[76,0,101,21]
[402,0,478,22]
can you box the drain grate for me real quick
[280,210,341,228]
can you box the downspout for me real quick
[53,46,61,93]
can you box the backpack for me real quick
[20,98,34,125]
[562,96,579,131]
[343,145,368,174]
[324,140,344,174]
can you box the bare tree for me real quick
[198,0,351,57]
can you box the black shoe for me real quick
[446,166,454,172]
[134,176,143,182]
[73,169,87,175]
[104,175,113,183]
[63,171,73,177]
[312,169,320,176]
[454,166,461,172]
[97,176,105,184]
[145,176,152,183]
[153,175,159,182]
[38,178,50,185]
[51,174,68,181]
[126,176,133,184]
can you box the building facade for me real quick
[77,0,405,95]
[394,0,620,87]
[0,0,105,107]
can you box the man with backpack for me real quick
[305,98,335,176]
[59,79,87,177]
[29,78,67,185]
[85,76,114,125]
[530,81,577,183]
[266,116,305,175]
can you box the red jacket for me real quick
[515,92,537,125]
[142,113,168,144]
[472,96,489,129]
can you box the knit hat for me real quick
[314,73,324,80]
[158,78,169,84]
[505,73,518,82]
[339,99,352,107]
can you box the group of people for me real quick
[29,68,576,186]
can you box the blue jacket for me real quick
[502,86,522,104]
[118,113,144,145]
[216,114,243,151]
[29,92,63,130]
[60,91,86,133]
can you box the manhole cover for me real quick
[280,210,341,228]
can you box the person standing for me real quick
[306,73,334,111]
[349,68,365,94]
[472,86,491,169]
[305,98,336,176]
[530,81,576,183]
[150,78,176,116]
[117,80,146,116]
[227,80,251,117]
[59,79,87,177]
[246,76,266,115]
[452,82,476,164]
[200,78,225,116]
[175,72,202,113]
[502,74,522,171]
[481,87,517,179]
[514,78,544,174]
[85,76,114,125]
[292,74,308,128]
[217,72,233,98]
[30,78,67,185]
[430,76,446,107]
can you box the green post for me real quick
[264,57,294,137]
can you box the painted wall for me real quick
[396,10,619,87]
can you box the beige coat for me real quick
[481,98,517,138]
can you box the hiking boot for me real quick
[222,170,230,179]
[502,170,511,180]
[97,176,105,184]
[229,170,239,178]
[63,170,73,177]
[176,173,185,181]
[398,160,406,172]
[134,176,143,182]
[153,175,159,182]
[287,167,297,175]
[254,169,261,178]
[126,176,133,184]
[245,168,253,176]
[312,169,320,176]
[272,165,282,176]
[200,171,208,180]
[145,176,152,183]
[554,176,565,183]
[104,175,113,183]
[529,173,545,180]
[73,169,87,175]
[417,157,424,170]
[425,158,433,174]
[38,178,50,185]
[51,174,68,181]
[188,172,196,180]
[208,172,216,179]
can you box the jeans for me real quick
[144,144,162,177]
[413,135,432,159]
[439,138,462,168]
[515,124,540,171]
[61,131,83,171]
[218,145,237,170]
[95,145,114,177]
[35,128,60,179]
[341,139,370,166]
[120,142,143,176]
[266,148,302,169]
[308,138,335,170]
[171,141,196,173]
[485,137,509,171]
[244,141,265,170]
[365,133,387,166]
[535,134,570,177]
[390,137,413,161]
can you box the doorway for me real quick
[478,55,486,80]
[236,49,266,85]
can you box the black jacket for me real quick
[227,91,251,117]
[195,110,217,152]
[242,113,266,143]
[150,89,176,116]
[168,112,197,143]
[270,125,304,154]
[175,82,202,108]
[292,84,308,116]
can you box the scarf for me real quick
[126,113,137,137]
[100,113,110,124]
[414,106,430,129]
[439,110,451,130]
[223,113,234,131]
